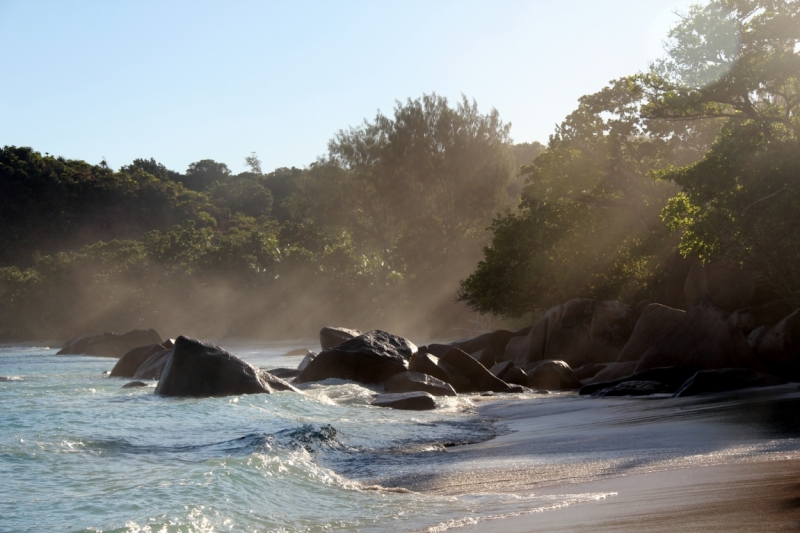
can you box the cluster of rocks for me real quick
[56,260,799,410]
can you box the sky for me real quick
[0,0,696,174]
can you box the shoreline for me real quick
[384,385,800,531]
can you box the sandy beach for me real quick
[376,385,800,532]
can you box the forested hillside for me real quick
[2,0,797,341]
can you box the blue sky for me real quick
[0,0,694,174]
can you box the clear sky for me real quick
[0,0,695,174]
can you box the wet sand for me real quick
[378,384,800,531]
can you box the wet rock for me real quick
[573,363,608,381]
[528,360,581,390]
[370,392,436,410]
[592,380,670,397]
[268,367,302,379]
[580,366,697,396]
[617,304,685,363]
[111,343,170,377]
[673,368,787,397]
[499,385,534,394]
[470,349,496,369]
[584,361,638,385]
[502,366,529,386]
[489,361,513,378]
[282,348,309,356]
[58,329,163,357]
[439,346,510,393]
[319,326,362,350]
[409,352,472,392]
[384,371,457,397]
[757,309,800,377]
[295,330,415,385]
[504,299,637,367]
[635,295,760,373]
[298,351,317,371]
[122,381,148,389]
[155,336,299,397]
[132,349,172,380]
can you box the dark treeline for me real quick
[2,0,798,341]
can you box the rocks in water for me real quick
[57,329,163,357]
[499,385,534,394]
[319,326,362,350]
[592,380,671,397]
[673,368,787,397]
[122,381,148,389]
[438,346,510,393]
[757,309,800,377]
[282,348,309,356]
[616,304,685,362]
[635,295,760,373]
[489,361,513,378]
[267,367,302,379]
[370,392,436,410]
[409,352,472,392]
[449,330,517,368]
[384,371,457,397]
[501,366,528,387]
[295,330,415,385]
[155,336,299,397]
[132,349,172,380]
[110,343,171,377]
[584,361,639,384]
[528,360,581,390]
[503,299,637,367]
[573,363,608,381]
[580,366,697,396]
[298,351,317,371]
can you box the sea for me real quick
[4,340,800,533]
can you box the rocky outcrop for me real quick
[617,304,685,363]
[438,346,510,393]
[384,371,457,397]
[731,299,798,333]
[635,296,760,373]
[268,368,302,379]
[111,343,171,377]
[580,366,697,396]
[757,309,800,377]
[673,368,787,397]
[573,363,608,381]
[449,330,517,368]
[583,361,639,384]
[319,327,362,350]
[58,329,163,357]
[122,381,148,389]
[370,392,437,410]
[528,360,580,390]
[155,336,299,397]
[409,352,472,392]
[503,299,637,367]
[298,351,317,371]
[295,330,415,385]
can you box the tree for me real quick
[651,0,800,302]
[183,159,231,191]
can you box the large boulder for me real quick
[635,295,760,373]
[384,371,457,397]
[132,349,172,380]
[155,336,299,397]
[573,363,608,381]
[757,309,800,378]
[295,330,415,385]
[583,361,639,384]
[370,392,436,410]
[449,330,517,367]
[528,360,580,391]
[503,299,637,367]
[580,366,697,396]
[438,346,510,393]
[319,326,362,350]
[731,299,799,333]
[409,352,472,392]
[297,351,317,371]
[501,366,528,386]
[673,368,787,397]
[58,329,163,357]
[110,343,171,377]
[617,304,685,363]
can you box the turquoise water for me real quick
[1,342,580,533]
